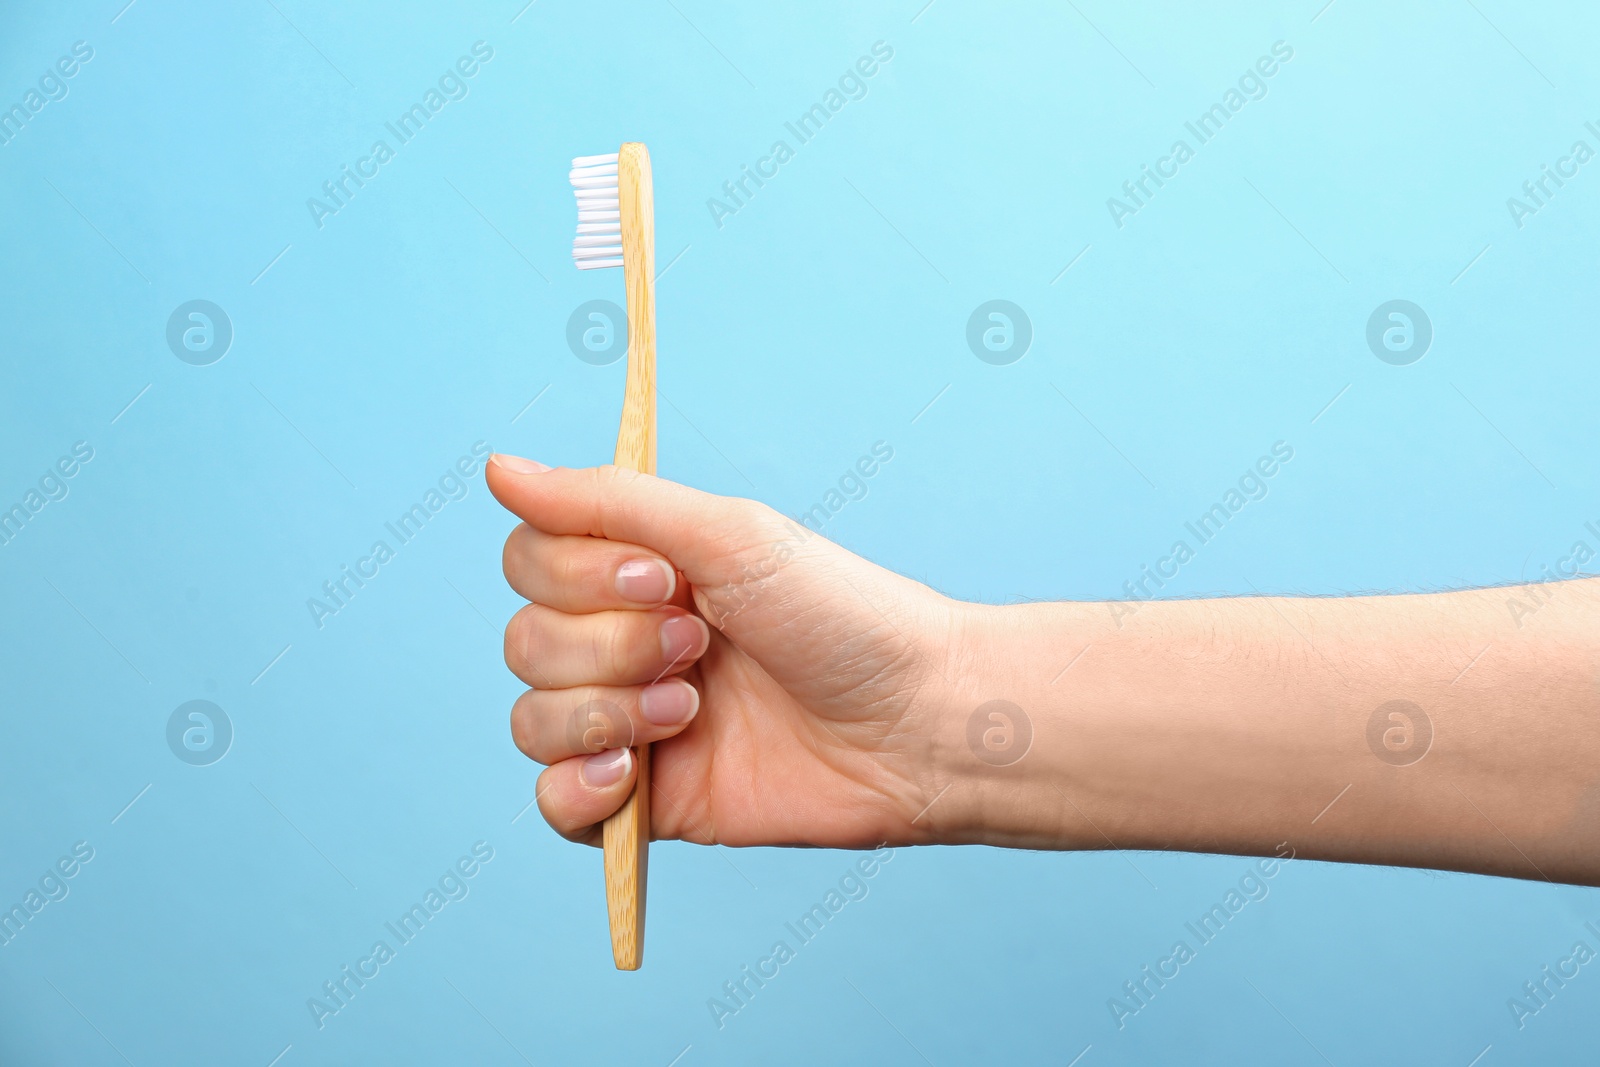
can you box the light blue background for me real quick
[2,1,1597,1063]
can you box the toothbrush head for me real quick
[570,152,622,270]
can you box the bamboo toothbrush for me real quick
[570,143,656,970]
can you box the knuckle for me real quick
[731,495,770,523]
[596,463,642,488]
[541,798,589,842]
[502,523,529,581]
[550,545,587,600]
[602,616,636,680]
[592,465,633,508]
[565,690,633,753]
[739,498,792,542]
[534,775,569,829]
[592,465,647,540]
[508,695,539,760]
[702,501,784,582]
[503,604,541,676]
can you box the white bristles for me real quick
[571,150,622,270]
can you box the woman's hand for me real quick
[485,455,966,850]
[488,454,1600,885]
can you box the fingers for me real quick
[535,748,638,845]
[518,678,699,846]
[502,523,676,614]
[510,679,699,764]
[486,457,784,588]
[504,602,710,689]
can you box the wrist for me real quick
[917,598,1098,848]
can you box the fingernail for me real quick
[490,453,551,474]
[639,680,699,726]
[580,746,631,788]
[616,559,674,605]
[659,614,709,664]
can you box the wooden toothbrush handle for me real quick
[605,141,655,971]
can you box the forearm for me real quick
[934,579,1600,885]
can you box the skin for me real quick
[486,455,1600,886]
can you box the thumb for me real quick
[485,455,811,621]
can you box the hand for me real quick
[487,455,1600,885]
[485,455,965,850]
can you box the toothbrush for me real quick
[570,143,656,970]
